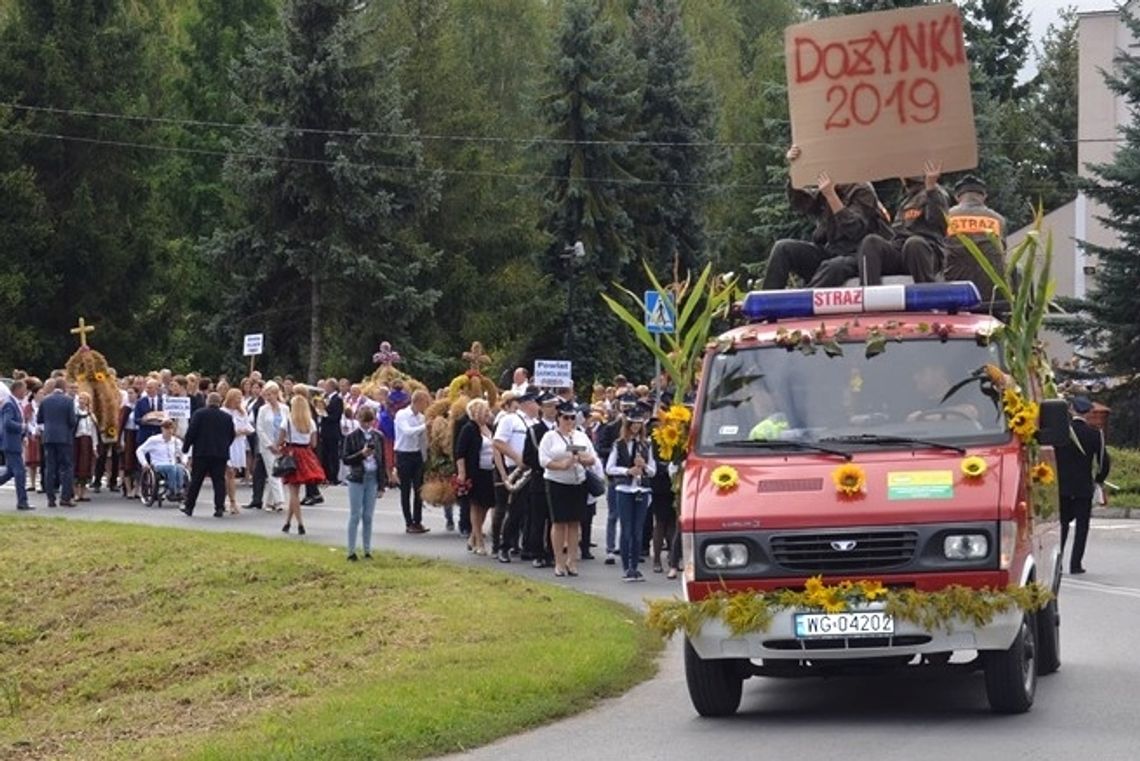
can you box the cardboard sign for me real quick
[784,4,977,188]
[164,396,192,420]
[533,360,573,389]
[243,333,264,357]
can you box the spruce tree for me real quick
[0,0,161,370]
[962,0,1032,103]
[205,0,439,380]
[1059,8,1140,378]
[629,0,718,277]
[1030,7,1079,211]
[538,0,644,385]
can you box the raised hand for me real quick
[924,160,943,191]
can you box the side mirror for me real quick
[1035,399,1070,447]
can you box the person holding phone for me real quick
[341,405,388,560]
[538,401,597,577]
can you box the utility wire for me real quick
[0,100,1120,149]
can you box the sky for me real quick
[1023,0,1110,77]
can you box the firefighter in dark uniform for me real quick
[1055,396,1111,575]
[761,145,892,289]
[856,160,950,285]
[944,175,1007,301]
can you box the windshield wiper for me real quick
[820,434,966,455]
[714,439,852,460]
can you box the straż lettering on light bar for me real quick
[741,282,982,322]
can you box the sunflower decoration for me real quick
[663,404,691,425]
[652,421,683,461]
[960,456,987,480]
[1008,403,1039,443]
[1031,461,1055,485]
[832,463,866,497]
[858,580,888,601]
[710,465,739,494]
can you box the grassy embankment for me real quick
[0,518,659,760]
[1107,446,1140,511]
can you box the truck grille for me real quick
[770,530,919,573]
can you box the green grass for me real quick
[1108,447,1140,507]
[0,518,660,760]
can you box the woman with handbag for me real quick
[277,395,324,535]
[605,402,657,582]
[538,400,598,577]
[256,382,287,512]
[341,405,388,560]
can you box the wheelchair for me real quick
[139,456,189,508]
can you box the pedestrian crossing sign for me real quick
[644,291,675,334]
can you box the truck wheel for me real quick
[1035,596,1060,675]
[983,612,1037,713]
[684,639,744,717]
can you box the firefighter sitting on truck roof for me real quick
[944,175,1007,302]
[760,144,892,290]
[855,160,950,286]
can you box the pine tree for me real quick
[1030,6,1079,211]
[962,0,1032,103]
[205,0,439,381]
[1058,8,1140,377]
[629,0,718,277]
[537,0,644,385]
[0,0,161,370]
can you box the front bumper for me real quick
[686,604,1023,661]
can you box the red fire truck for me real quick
[680,281,1067,715]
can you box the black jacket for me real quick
[182,406,235,458]
[1055,417,1111,499]
[321,392,343,438]
[522,418,555,492]
[455,418,490,477]
[340,428,388,486]
[788,181,892,257]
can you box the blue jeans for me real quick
[605,481,618,553]
[155,464,185,493]
[0,449,28,506]
[616,489,650,575]
[347,477,379,555]
[43,442,74,503]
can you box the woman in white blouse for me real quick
[538,401,597,577]
[73,392,98,502]
[222,388,253,514]
[255,381,286,512]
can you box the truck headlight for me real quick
[704,543,749,569]
[943,534,989,560]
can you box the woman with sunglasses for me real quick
[538,401,597,577]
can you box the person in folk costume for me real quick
[605,401,657,581]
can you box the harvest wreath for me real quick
[646,576,1053,640]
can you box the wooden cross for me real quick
[70,317,95,348]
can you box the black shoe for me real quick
[363,553,373,560]
[519,552,534,561]
[282,523,290,533]
[446,520,455,531]
[347,553,358,562]
[1071,566,1087,575]
[300,496,315,506]
[497,550,511,563]
[308,495,324,505]
[243,502,262,510]
[48,501,57,508]
[92,484,102,493]
[581,551,595,560]
[213,510,225,518]
[532,558,549,568]
[179,506,193,517]
[297,525,306,536]
[17,505,35,511]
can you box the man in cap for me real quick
[856,161,949,286]
[944,174,1007,301]
[521,391,559,566]
[1054,396,1111,574]
[491,388,534,562]
[597,392,638,564]
[761,145,893,289]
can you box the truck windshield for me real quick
[697,339,1009,454]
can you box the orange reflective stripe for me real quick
[947,215,1002,236]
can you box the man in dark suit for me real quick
[319,379,343,485]
[1,380,33,510]
[36,378,78,507]
[1055,396,1112,575]
[521,392,559,567]
[134,378,165,445]
[181,392,235,518]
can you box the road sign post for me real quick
[645,291,676,411]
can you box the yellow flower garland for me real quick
[832,463,866,497]
[710,465,739,493]
[1031,461,1055,485]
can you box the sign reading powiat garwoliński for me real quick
[784,3,977,188]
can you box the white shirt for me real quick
[75,410,97,438]
[394,407,427,454]
[493,412,530,468]
[605,438,657,493]
[279,417,315,445]
[539,428,595,486]
[137,434,185,467]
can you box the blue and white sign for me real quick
[644,291,675,334]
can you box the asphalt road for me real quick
[5,482,1140,761]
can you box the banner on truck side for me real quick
[784,3,977,188]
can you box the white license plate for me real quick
[794,611,895,638]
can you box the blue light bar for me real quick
[741,282,982,322]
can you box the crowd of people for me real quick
[0,367,683,582]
